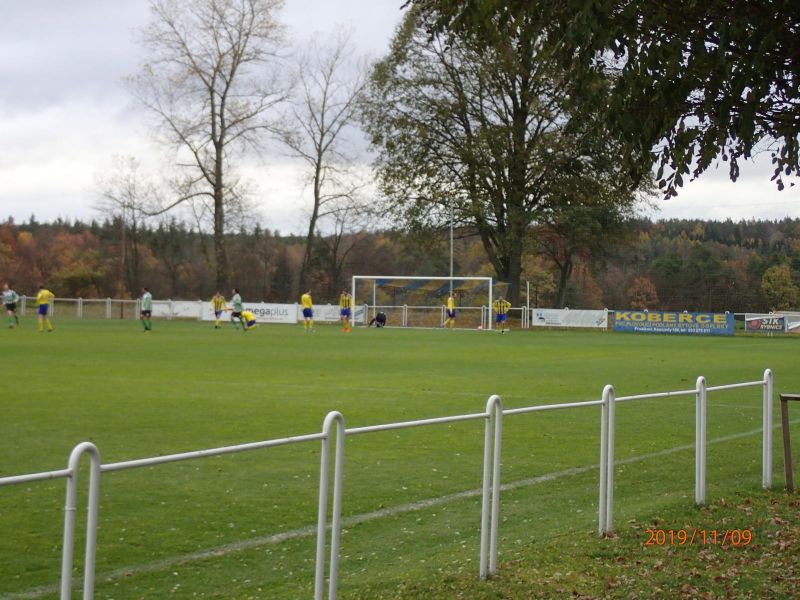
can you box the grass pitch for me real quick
[1,319,798,598]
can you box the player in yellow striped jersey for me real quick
[300,289,314,332]
[210,291,226,329]
[241,310,257,331]
[338,289,352,332]
[492,296,512,333]
[444,292,457,329]
[36,285,55,333]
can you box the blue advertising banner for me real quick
[613,311,734,336]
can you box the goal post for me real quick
[351,276,495,329]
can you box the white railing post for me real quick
[105,298,111,319]
[695,376,707,505]
[480,395,503,579]
[763,368,774,489]
[598,385,611,535]
[314,411,345,600]
[604,385,616,534]
[489,396,503,575]
[60,442,101,600]
[78,298,83,319]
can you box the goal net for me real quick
[351,276,497,329]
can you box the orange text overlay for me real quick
[644,529,753,547]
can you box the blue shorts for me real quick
[341,308,351,318]
[303,308,313,318]
[38,305,49,316]
[447,310,456,319]
[246,320,256,328]
[496,313,507,323]
[215,310,223,318]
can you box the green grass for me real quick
[1,319,798,599]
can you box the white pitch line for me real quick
[4,419,797,600]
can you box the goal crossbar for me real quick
[351,275,494,329]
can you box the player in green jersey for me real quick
[140,288,153,331]
[3,283,19,328]
[230,288,246,331]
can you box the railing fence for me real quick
[0,370,774,599]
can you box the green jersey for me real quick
[232,293,243,312]
[2,289,18,305]
[142,292,153,311]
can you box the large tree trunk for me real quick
[213,151,228,291]
[554,257,573,308]
[506,245,523,307]
[298,160,323,294]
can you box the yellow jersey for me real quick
[446,296,455,311]
[492,299,511,315]
[241,310,256,322]
[36,289,55,306]
[301,293,313,309]
[210,294,226,312]
[339,293,352,310]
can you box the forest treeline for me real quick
[1,215,798,312]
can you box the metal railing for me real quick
[0,370,775,599]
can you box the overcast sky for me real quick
[0,0,797,233]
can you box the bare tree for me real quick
[130,0,287,290]
[278,28,369,293]
[95,156,157,295]
[316,192,375,296]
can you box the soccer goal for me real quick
[351,276,495,329]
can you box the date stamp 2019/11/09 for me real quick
[644,529,752,547]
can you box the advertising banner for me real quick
[789,316,800,334]
[152,300,203,319]
[745,314,787,333]
[200,302,367,325]
[201,302,296,324]
[531,309,608,329]
[613,310,734,336]
[311,304,368,324]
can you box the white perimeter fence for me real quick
[19,297,606,330]
[0,370,775,600]
[21,298,800,334]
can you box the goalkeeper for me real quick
[368,312,387,328]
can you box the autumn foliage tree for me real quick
[364,6,643,305]
[627,276,660,310]
[761,264,798,310]
[408,0,800,195]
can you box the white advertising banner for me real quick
[530,308,608,330]
[310,304,368,324]
[152,300,203,319]
[147,300,368,324]
[201,302,297,324]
